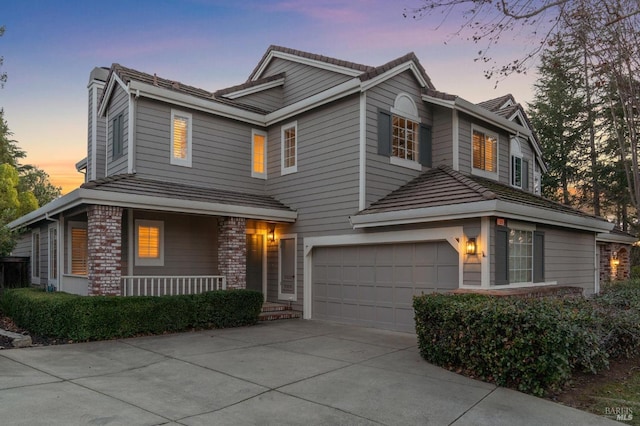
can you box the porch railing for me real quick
[121,275,226,296]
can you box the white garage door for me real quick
[312,241,459,332]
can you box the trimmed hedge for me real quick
[0,288,263,341]
[414,294,608,396]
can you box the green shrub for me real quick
[0,288,263,341]
[631,266,640,279]
[592,280,640,359]
[413,294,608,396]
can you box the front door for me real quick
[246,234,264,294]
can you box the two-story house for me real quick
[9,46,633,332]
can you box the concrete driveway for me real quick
[0,319,620,425]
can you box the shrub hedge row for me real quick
[414,280,640,396]
[0,288,263,341]
[414,294,608,396]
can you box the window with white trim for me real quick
[170,109,192,167]
[31,230,40,282]
[252,129,267,179]
[472,126,498,178]
[135,220,164,266]
[392,115,419,162]
[281,121,297,175]
[68,222,88,276]
[510,138,523,188]
[496,221,544,285]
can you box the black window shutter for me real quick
[533,231,545,282]
[523,159,530,191]
[419,124,432,167]
[495,226,509,285]
[377,109,391,156]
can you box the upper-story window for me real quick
[472,125,498,178]
[252,129,267,179]
[281,121,297,175]
[510,137,522,188]
[171,109,192,167]
[392,115,419,162]
[112,113,124,159]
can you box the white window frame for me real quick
[67,221,88,276]
[31,229,40,283]
[251,129,267,179]
[507,221,536,284]
[170,109,192,168]
[281,121,297,175]
[471,124,499,180]
[48,224,58,286]
[135,219,165,266]
[510,137,523,188]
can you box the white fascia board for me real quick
[75,157,88,171]
[422,93,532,138]
[303,227,464,256]
[222,78,285,99]
[596,232,637,244]
[252,50,363,81]
[128,81,266,126]
[265,79,361,126]
[97,73,129,117]
[350,201,499,228]
[360,62,428,92]
[8,187,297,229]
[350,199,612,233]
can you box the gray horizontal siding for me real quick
[12,232,31,257]
[87,86,94,180]
[261,58,352,106]
[432,106,453,168]
[132,211,218,276]
[106,84,129,176]
[266,95,361,235]
[95,85,107,179]
[542,226,596,295]
[366,70,433,207]
[232,87,283,112]
[134,98,266,194]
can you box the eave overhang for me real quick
[8,188,297,230]
[350,199,613,234]
[596,232,638,244]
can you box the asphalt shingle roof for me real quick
[81,174,294,212]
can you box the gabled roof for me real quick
[477,94,516,112]
[351,166,611,233]
[248,45,374,81]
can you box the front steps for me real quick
[259,302,302,322]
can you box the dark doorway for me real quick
[246,234,264,293]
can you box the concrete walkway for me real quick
[0,319,621,425]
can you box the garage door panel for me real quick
[312,241,459,332]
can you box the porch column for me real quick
[87,205,123,296]
[218,217,246,289]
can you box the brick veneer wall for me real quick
[599,243,631,283]
[218,217,246,289]
[87,205,123,296]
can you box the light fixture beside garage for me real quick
[466,237,477,255]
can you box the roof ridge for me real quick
[359,52,435,89]
[437,165,498,200]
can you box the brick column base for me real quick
[218,217,246,289]
[87,205,123,296]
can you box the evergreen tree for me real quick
[528,35,584,205]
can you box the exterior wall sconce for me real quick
[466,237,477,255]
[267,223,276,243]
[612,251,620,266]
